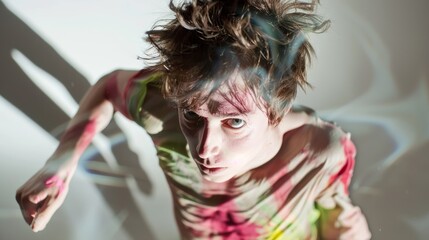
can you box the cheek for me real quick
[226,130,264,156]
[231,125,270,155]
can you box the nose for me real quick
[196,122,221,161]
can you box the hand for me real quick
[318,195,371,240]
[335,207,371,240]
[16,158,75,232]
[335,195,371,240]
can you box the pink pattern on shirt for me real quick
[328,136,356,194]
[269,167,294,207]
[191,200,261,239]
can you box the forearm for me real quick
[16,70,138,232]
[48,73,115,167]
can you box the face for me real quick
[178,76,284,183]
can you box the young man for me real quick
[16,0,371,239]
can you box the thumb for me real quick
[28,189,49,204]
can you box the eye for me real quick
[225,118,246,129]
[183,109,200,121]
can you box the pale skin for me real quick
[179,73,289,183]
[16,69,370,238]
[15,69,133,232]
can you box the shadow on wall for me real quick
[2,0,429,239]
[0,1,155,239]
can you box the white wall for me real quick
[1,0,428,239]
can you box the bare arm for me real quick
[15,69,142,232]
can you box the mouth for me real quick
[199,165,227,175]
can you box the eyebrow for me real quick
[215,110,248,117]
[207,99,252,117]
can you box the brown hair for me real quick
[145,0,329,124]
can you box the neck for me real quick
[278,107,314,135]
[248,107,314,170]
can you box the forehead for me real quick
[205,90,255,116]
[183,70,264,115]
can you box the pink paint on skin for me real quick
[45,176,65,198]
[60,119,97,156]
[60,120,95,143]
[77,120,96,153]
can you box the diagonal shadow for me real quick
[0,2,155,239]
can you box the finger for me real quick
[339,225,361,240]
[17,181,56,224]
[31,188,68,232]
[26,175,66,205]
[31,195,54,232]
[29,188,50,204]
[19,175,47,198]
[17,189,40,225]
[338,207,362,227]
[338,213,370,240]
[334,195,353,211]
[18,194,38,225]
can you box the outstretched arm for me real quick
[15,69,143,232]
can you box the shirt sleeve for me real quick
[315,134,371,240]
[124,70,164,127]
[121,70,188,155]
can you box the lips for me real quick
[199,164,227,175]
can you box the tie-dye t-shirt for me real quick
[118,71,368,239]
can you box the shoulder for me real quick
[101,68,162,116]
[103,68,162,93]
[311,120,354,159]
[306,116,356,189]
[101,69,140,86]
[102,69,142,103]
[291,106,355,168]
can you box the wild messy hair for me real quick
[146,0,329,124]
